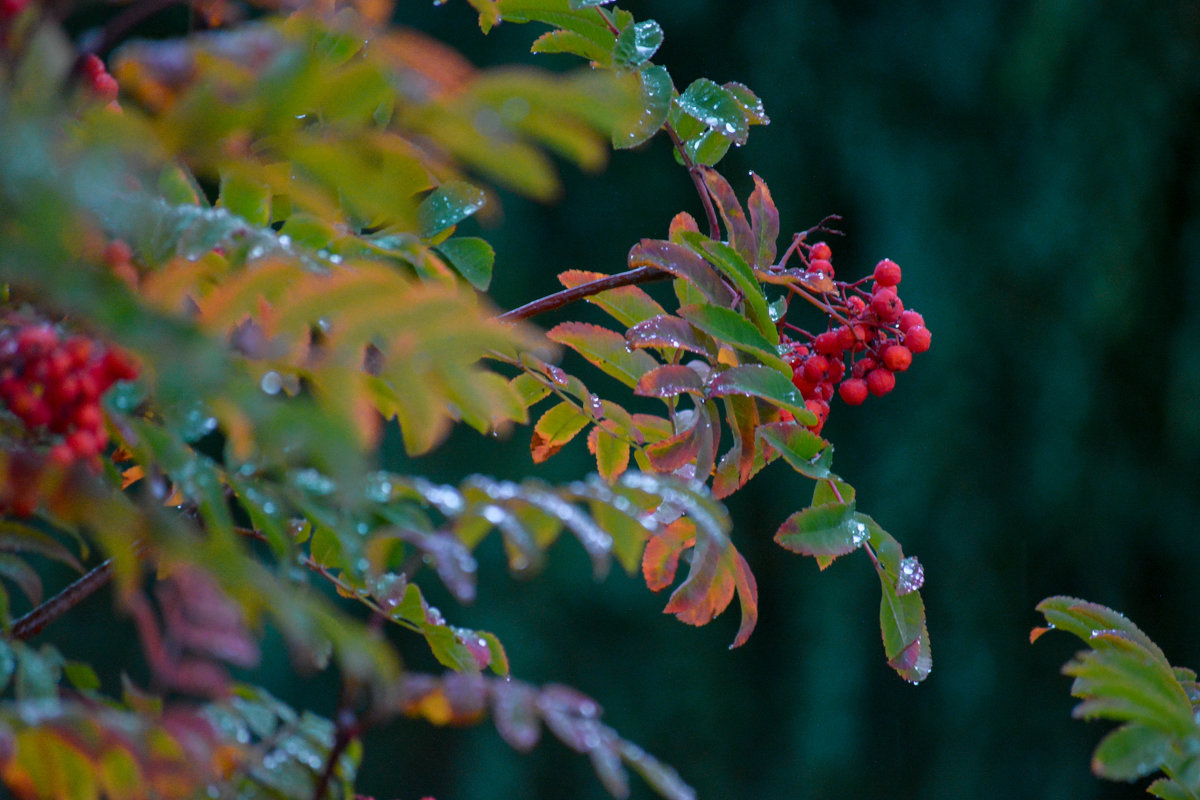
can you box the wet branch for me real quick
[10,558,114,640]
[498,265,669,322]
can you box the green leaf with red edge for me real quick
[1035,596,1171,668]
[633,413,674,444]
[678,303,790,374]
[642,518,695,592]
[864,515,932,683]
[614,64,672,149]
[756,422,829,476]
[699,166,754,265]
[773,502,861,558]
[588,426,630,484]
[748,172,779,269]
[559,269,666,327]
[626,314,715,358]
[723,82,769,125]
[709,366,811,420]
[635,364,705,398]
[678,232,775,341]
[531,401,591,463]
[547,321,658,388]
[627,239,736,307]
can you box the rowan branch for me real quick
[10,558,114,641]
[498,265,669,322]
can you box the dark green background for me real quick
[369,3,1200,799]
[52,2,1200,799]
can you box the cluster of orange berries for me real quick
[782,243,932,433]
[0,323,137,470]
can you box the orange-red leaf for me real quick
[531,402,590,463]
[641,518,694,592]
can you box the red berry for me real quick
[851,356,878,379]
[882,344,913,372]
[64,337,94,368]
[870,287,904,323]
[873,259,901,286]
[838,378,868,406]
[809,258,834,277]
[802,356,829,384]
[814,381,834,402]
[825,357,845,383]
[804,398,830,432]
[899,310,925,334]
[48,443,75,468]
[71,403,103,432]
[65,429,98,458]
[846,296,867,316]
[778,409,794,423]
[813,331,844,357]
[904,326,932,354]
[16,325,57,357]
[792,375,818,400]
[91,72,119,102]
[100,347,138,383]
[80,54,106,78]
[866,368,896,396]
[809,241,832,261]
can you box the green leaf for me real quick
[675,78,748,145]
[217,169,272,228]
[678,232,775,341]
[678,303,790,374]
[547,321,659,388]
[531,402,591,462]
[570,0,613,8]
[615,65,673,149]
[773,502,862,558]
[682,128,733,167]
[756,422,829,474]
[627,239,735,307]
[613,20,663,70]
[878,576,932,683]
[531,30,613,65]
[436,237,495,290]
[418,181,487,239]
[63,661,101,692]
[723,81,769,125]
[591,427,630,484]
[1036,596,1171,669]
[1091,723,1173,781]
[708,365,809,419]
[1148,778,1196,800]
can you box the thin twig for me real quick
[10,558,114,640]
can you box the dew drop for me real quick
[260,370,283,395]
[896,556,925,595]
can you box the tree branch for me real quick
[498,265,668,322]
[10,558,114,640]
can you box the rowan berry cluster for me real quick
[0,323,138,471]
[782,243,932,433]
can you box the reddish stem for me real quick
[498,266,668,322]
[10,558,114,640]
